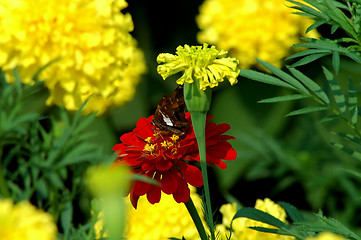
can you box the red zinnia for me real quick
[112,112,237,208]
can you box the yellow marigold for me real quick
[0,0,146,115]
[216,198,295,240]
[306,232,348,240]
[0,199,57,240]
[157,43,240,91]
[197,0,320,69]
[95,187,205,240]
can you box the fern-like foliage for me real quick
[286,0,361,73]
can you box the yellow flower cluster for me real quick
[216,198,295,240]
[197,0,320,69]
[0,199,57,240]
[306,232,347,240]
[0,0,146,114]
[157,43,240,91]
[95,187,205,240]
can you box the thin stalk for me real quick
[184,197,208,240]
[190,111,215,240]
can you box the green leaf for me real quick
[286,49,330,60]
[232,208,289,230]
[256,59,309,94]
[306,20,327,33]
[333,132,361,145]
[286,106,329,117]
[332,51,340,74]
[318,114,342,124]
[249,227,291,236]
[332,142,361,162]
[294,38,361,64]
[287,0,326,20]
[279,202,305,223]
[323,67,347,116]
[258,94,309,103]
[347,78,358,125]
[61,201,73,234]
[239,70,297,90]
[287,67,330,104]
[324,0,358,39]
[331,25,339,34]
[290,53,329,68]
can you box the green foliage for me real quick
[0,70,106,238]
[231,202,361,240]
[235,0,361,239]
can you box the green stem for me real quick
[190,111,215,240]
[184,197,208,240]
[0,142,10,198]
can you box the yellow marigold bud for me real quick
[0,199,58,240]
[157,43,240,91]
[0,0,146,115]
[197,0,320,69]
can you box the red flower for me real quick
[112,112,237,208]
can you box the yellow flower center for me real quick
[143,133,180,156]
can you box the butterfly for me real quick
[151,85,189,136]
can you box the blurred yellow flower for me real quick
[306,232,347,240]
[0,199,57,240]
[197,0,320,69]
[216,198,295,240]
[0,0,146,114]
[157,43,240,91]
[95,187,205,240]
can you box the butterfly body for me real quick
[152,85,188,136]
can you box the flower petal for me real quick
[177,161,203,187]
[160,171,178,194]
[173,177,190,203]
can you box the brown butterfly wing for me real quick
[152,85,188,135]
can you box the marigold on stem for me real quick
[157,43,240,91]
[112,112,237,208]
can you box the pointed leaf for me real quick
[290,53,329,68]
[249,227,291,236]
[286,49,330,60]
[332,142,361,162]
[279,202,305,223]
[333,132,361,145]
[258,94,310,103]
[257,59,309,94]
[306,20,327,33]
[286,106,329,117]
[239,70,297,90]
[332,51,340,74]
[323,67,347,116]
[232,208,289,230]
[318,114,342,124]
[348,78,358,125]
[287,67,330,104]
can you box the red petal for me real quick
[147,185,161,204]
[130,191,140,209]
[160,171,178,194]
[173,177,190,203]
[177,162,203,187]
[134,118,155,139]
[133,180,151,196]
[156,159,173,171]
